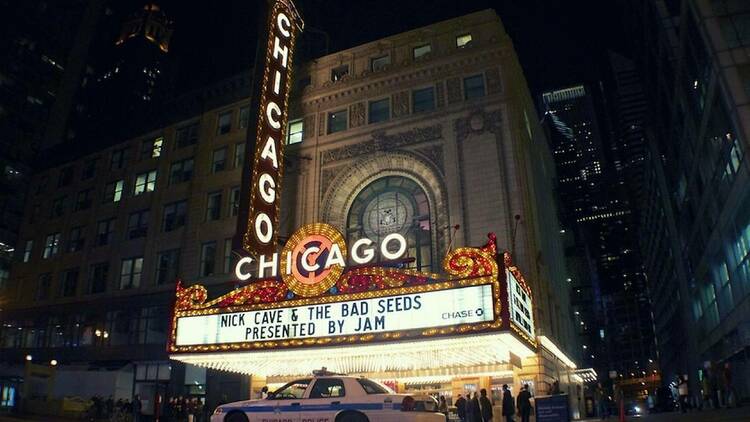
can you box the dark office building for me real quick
[542,85,658,391]
[621,0,750,400]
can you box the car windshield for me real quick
[269,379,311,400]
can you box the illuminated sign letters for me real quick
[243,0,304,256]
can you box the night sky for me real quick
[140,0,626,96]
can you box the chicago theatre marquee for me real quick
[169,0,585,405]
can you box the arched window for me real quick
[346,176,433,272]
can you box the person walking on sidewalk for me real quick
[455,393,467,422]
[516,384,532,422]
[500,385,514,422]
[677,376,690,413]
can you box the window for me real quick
[358,379,390,394]
[134,170,157,195]
[234,143,245,168]
[141,137,163,159]
[120,257,143,289]
[223,238,233,273]
[212,148,227,173]
[22,240,33,263]
[110,148,127,170]
[270,379,311,400]
[81,159,97,180]
[206,191,222,221]
[217,111,232,135]
[368,99,390,124]
[175,123,199,148]
[331,65,349,81]
[287,119,304,144]
[59,268,79,297]
[200,242,216,276]
[43,233,61,258]
[89,262,109,294]
[104,180,124,202]
[328,109,347,134]
[413,44,431,59]
[230,187,241,216]
[169,158,194,185]
[309,379,346,398]
[239,106,250,129]
[371,55,390,71]
[68,226,85,252]
[156,249,180,285]
[463,74,486,99]
[163,201,187,232]
[456,33,473,48]
[75,189,92,211]
[128,210,150,239]
[37,273,52,300]
[57,167,74,187]
[51,196,66,217]
[96,218,115,246]
[413,87,435,113]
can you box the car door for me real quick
[300,378,347,422]
[260,378,311,422]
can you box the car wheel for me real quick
[225,411,249,422]
[337,411,368,422]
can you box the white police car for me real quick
[211,372,443,422]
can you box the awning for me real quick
[171,332,534,377]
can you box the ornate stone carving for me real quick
[349,102,365,128]
[392,91,410,118]
[486,67,502,94]
[320,165,346,195]
[303,114,316,140]
[435,81,445,108]
[416,144,445,174]
[321,124,443,165]
[446,77,461,104]
[455,109,503,143]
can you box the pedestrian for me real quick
[722,362,735,408]
[480,388,494,422]
[677,375,689,413]
[163,397,175,422]
[455,393,467,422]
[701,369,713,410]
[551,379,561,395]
[175,395,185,422]
[595,382,608,419]
[438,395,448,421]
[516,384,532,422]
[500,385,513,422]
[470,392,482,422]
[133,394,143,422]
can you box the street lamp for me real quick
[50,359,58,366]
[25,354,32,361]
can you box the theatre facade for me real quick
[0,6,586,419]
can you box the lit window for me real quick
[104,180,124,203]
[120,257,143,289]
[152,137,163,157]
[456,33,473,48]
[200,242,217,276]
[239,106,250,129]
[331,65,349,82]
[287,119,304,144]
[206,191,222,221]
[134,170,157,195]
[412,87,435,113]
[43,233,61,258]
[22,240,33,263]
[327,110,347,134]
[463,74,485,99]
[368,98,390,123]
[413,44,431,59]
[212,148,227,173]
[217,111,232,135]
[371,55,390,71]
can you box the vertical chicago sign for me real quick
[243,0,304,256]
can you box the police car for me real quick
[211,371,443,422]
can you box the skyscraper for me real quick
[621,0,750,399]
[543,84,658,394]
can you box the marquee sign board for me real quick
[168,231,536,354]
[242,0,304,256]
